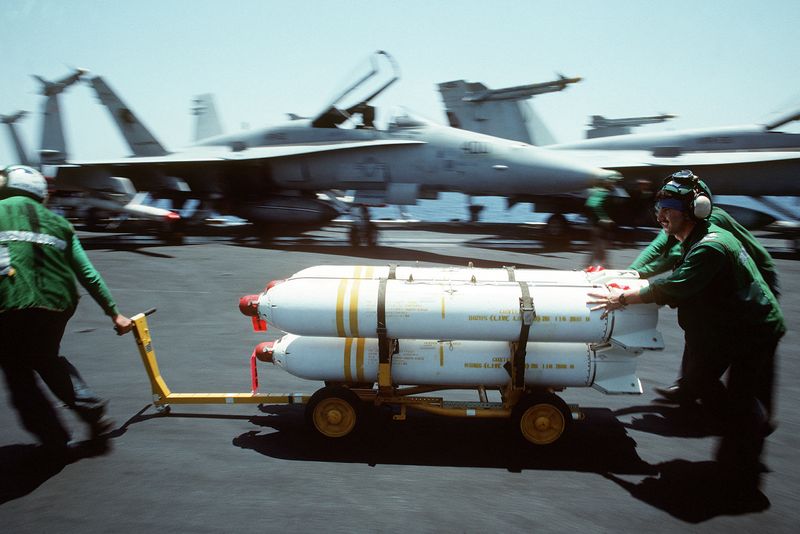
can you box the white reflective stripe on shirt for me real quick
[0,230,68,251]
[0,244,10,275]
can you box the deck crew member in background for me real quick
[0,165,132,455]
[584,174,618,267]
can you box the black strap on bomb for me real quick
[376,277,394,391]
[510,282,535,389]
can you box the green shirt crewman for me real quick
[589,170,784,496]
[628,177,780,407]
[1,165,132,452]
[584,175,618,267]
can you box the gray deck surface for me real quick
[1,226,798,532]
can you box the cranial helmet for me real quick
[655,169,712,220]
[0,165,48,202]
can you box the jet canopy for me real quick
[387,111,433,130]
[312,50,400,129]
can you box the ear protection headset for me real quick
[659,170,712,221]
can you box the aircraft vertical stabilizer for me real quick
[39,92,68,165]
[764,108,800,130]
[90,76,169,157]
[438,78,568,145]
[525,102,557,146]
[32,69,89,165]
[191,94,223,141]
[1,111,31,166]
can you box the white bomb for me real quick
[256,276,662,350]
[264,334,643,394]
[287,264,639,285]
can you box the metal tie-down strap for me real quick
[387,264,397,280]
[511,281,535,389]
[376,277,395,391]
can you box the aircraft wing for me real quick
[61,139,426,167]
[548,148,800,195]
[553,148,800,171]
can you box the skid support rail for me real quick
[131,309,309,409]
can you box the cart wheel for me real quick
[154,404,171,415]
[306,386,362,439]
[512,393,571,446]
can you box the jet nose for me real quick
[592,169,624,187]
[517,146,614,194]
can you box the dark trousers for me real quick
[679,332,777,419]
[0,308,106,446]
[717,333,779,489]
[715,335,778,491]
[678,333,730,417]
[587,225,609,266]
[677,329,779,490]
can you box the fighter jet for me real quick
[14,68,180,227]
[54,51,613,231]
[439,76,800,238]
[440,77,800,196]
[550,111,800,194]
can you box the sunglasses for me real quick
[654,198,686,213]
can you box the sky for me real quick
[2,0,800,165]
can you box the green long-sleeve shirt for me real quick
[629,206,779,295]
[584,186,611,223]
[0,196,119,316]
[638,221,785,342]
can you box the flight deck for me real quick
[1,228,797,531]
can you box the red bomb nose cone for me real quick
[254,341,274,363]
[265,279,285,292]
[239,294,260,316]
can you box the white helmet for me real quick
[0,165,48,202]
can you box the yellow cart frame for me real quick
[131,309,309,412]
[129,309,580,445]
